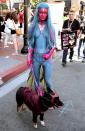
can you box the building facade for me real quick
[53,0,85,15]
[6,0,24,10]
[6,0,85,14]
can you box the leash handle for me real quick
[30,65,43,96]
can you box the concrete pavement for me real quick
[0,36,28,85]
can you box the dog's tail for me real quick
[16,87,24,107]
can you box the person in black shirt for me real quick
[62,10,80,66]
[0,16,4,41]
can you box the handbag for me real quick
[11,29,16,34]
[1,24,5,32]
[12,20,22,36]
[15,29,22,35]
[80,34,84,39]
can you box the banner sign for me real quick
[0,0,7,1]
[61,31,77,50]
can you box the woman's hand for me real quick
[42,47,56,60]
[42,54,50,60]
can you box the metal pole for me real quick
[8,0,11,11]
[0,2,2,16]
[21,0,29,54]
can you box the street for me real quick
[0,50,85,131]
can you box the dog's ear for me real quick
[40,92,53,108]
[54,97,64,108]
[43,92,52,100]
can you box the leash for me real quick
[30,64,43,96]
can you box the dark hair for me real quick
[5,12,11,21]
[11,12,18,24]
[69,10,75,13]
[0,16,4,22]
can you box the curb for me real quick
[0,62,28,86]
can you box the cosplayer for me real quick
[16,3,64,128]
[27,2,56,95]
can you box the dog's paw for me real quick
[33,123,38,128]
[40,121,45,126]
[22,103,25,110]
[17,106,21,114]
[49,107,54,110]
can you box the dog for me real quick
[16,87,64,128]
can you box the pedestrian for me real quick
[11,11,22,55]
[62,10,80,66]
[81,23,85,62]
[27,2,56,95]
[0,16,2,41]
[10,12,22,55]
[78,21,85,61]
[4,12,12,47]
[0,16,4,42]
[29,9,35,23]
[18,9,24,29]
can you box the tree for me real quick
[0,2,7,9]
[30,0,47,7]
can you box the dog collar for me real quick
[51,89,58,106]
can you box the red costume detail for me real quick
[22,87,44,115]
[38,8,48,22]
[27,48,33,67]
[42,47,56,60]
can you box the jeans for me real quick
[83,42,85,58]
[0,24,1,40]
[0,31,1,40]
[78,39,84,57]
[33,52,53,91]
[62,48,74,64]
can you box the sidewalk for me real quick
[0,39,28,85]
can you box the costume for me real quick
[27,66,46,90]
[27,2,56,94]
